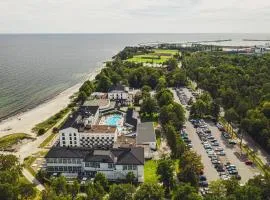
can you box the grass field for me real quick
[144,160,159,183]
[0,133,33,150]
[127,49,179,64]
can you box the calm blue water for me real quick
[0,33,269,120]
[105,114,122,127]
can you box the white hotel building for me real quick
[59,105,117,149]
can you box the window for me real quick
[128,165,133,170]
[63,159,67,164]
[69,133,72,136]
[123,165,128,170]
[133,165,137,170]
[70,137,72,140]
[74,133,76,136]
[62,137,65,140]
[62,133,65,136]
[89,162,100,168]
[63,141,66,145]
[74,137,77,140]
[70,141,72,145]
[108,163,114,169]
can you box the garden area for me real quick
[126,49,179,64]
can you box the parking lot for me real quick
[172,87,260,185]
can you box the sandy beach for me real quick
[0,68,102,138]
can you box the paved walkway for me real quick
[23,168,45,191]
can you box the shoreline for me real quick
[0,65,104,137]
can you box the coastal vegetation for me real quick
[32,106,71,135]
[0,133,34,151]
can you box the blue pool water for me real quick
[105,114,122,129]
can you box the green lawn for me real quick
[127,49,179,64]
[144,160,159,183]
[0,133,33,150]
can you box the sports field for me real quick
[127,49,179,64]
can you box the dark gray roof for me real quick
[45,147,91,158]
[136,122,156,144]
[45,147,144,165]
[60,106,99,130]
[111,147,144,165]
[126,108,138,131]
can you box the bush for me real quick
[37,128,46,136]
[52,127,59,133]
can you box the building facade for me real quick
[60,125,118,149]
[45,147,144,182]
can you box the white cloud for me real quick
[0,0,269,33]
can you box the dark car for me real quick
[199,175,207,181]
[199,181,209,187]
[245,160,253,165]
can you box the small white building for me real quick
[45,147,145,182]
[107,84,133,105]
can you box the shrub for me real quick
[37,128,46,136]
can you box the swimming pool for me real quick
[103,114,123,131]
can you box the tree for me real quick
[179,150,203,175]
[108,184,135,200]
[178,165,199,188]
[225,107,239,123]
[156,77,167,92]
[141,97,158,116]
[166,58,178,71]
[206,180,227,200]
[172,183,202,200]
[141,85,151,99]
[126,172,136,184]
[85,183,104,200]
[157,159,174,193]
[262,101,270,118]
[94,172,109,192]
[156,89,174,107]
[211,100,220,120]
[19,183,37,200]
[134,183,164,200]
[67,180,80,199]
[51,176,67,195]
[96,75,113,92]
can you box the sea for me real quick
[0,33,269,120]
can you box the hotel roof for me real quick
[79,125,117,134]
[45,147,144,165]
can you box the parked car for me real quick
[199,175,207,181]
[228,139,237,145]
[199,181,209,187]
[245,160,253,165]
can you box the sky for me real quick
[0,0,270,33]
